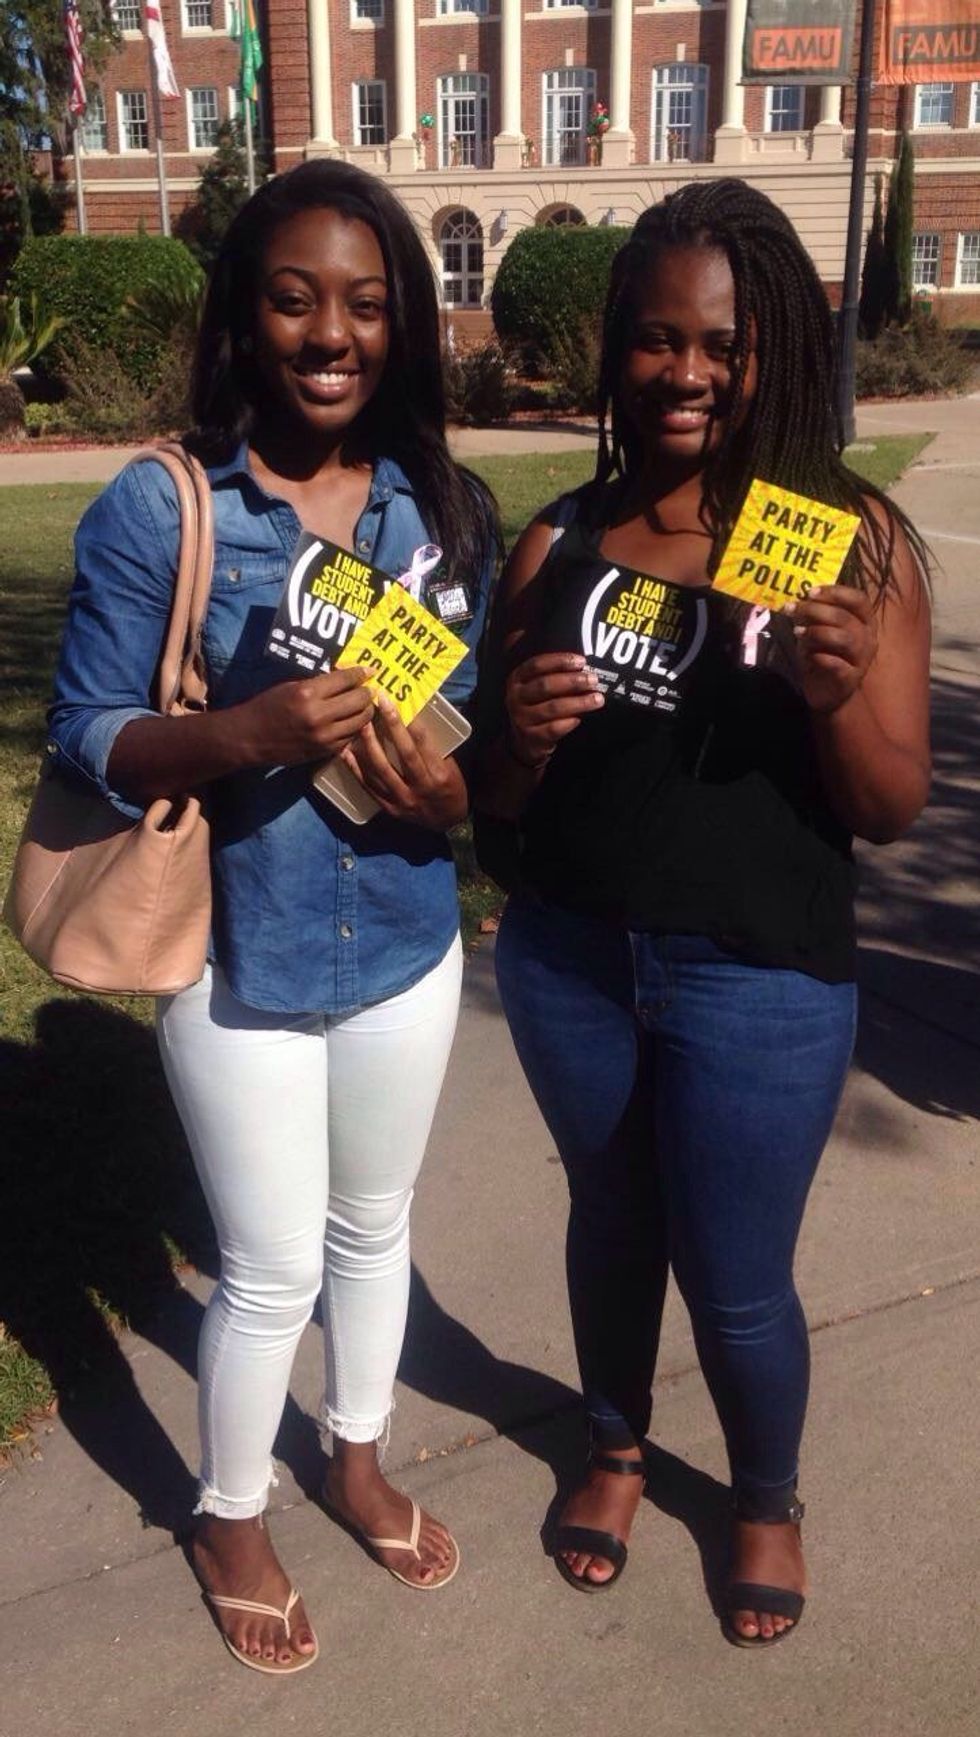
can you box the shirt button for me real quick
[339,923,353,940]
[340,855,354,871]
[357,539,371,554]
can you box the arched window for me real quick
[440,210,484,306]
[538,205,586,228]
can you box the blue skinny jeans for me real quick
[495,894,856,1516]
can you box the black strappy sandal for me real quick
[552,1449,647,1594]
[724,1494,806,1647]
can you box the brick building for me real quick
[63,1,980,319]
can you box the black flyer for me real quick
[265,533,391,674]
[539,560,710,715]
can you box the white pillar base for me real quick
[492,132,523,171]
[388,135,419,173]
[600,128,634,168]
[713,125,751,164]
[810,120,845,162]
[304,137,341,159]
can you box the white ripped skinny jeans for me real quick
[156,935,462,1519]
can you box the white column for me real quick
[389,0,419,171]
[811,83,844,160]
[603,0,634,167]
[493,0,522,169]
[307,0,338,151]
[714,0,749,163]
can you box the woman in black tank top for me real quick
[476,181,931,1646]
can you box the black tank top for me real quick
[518,517,857,983]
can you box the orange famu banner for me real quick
[880,0,980,83]
[743,0,855,84]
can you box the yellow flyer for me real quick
[713,479,861,611]
[336,586,467,725]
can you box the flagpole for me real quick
[145,33,171,235]
[835,0,877,447]
[243,94,256,195]
[71,119,88,234]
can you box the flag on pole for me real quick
[145,1,181,99]
[64,0,87,117]
[230,0,264,107]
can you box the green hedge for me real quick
[10,234,203,389]
[491,224,631,361]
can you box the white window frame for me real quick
[117,89,150,152]
[970,82,980,127]
[542,68,597,168]
[437,72,490,169]
[955,232,980,288]
[652,63,709,163]
[439,210,484,308]
[80,87,108,153]
[437,0,489,12]
[181,0,223,30]
[114,0,142,31]
[764,84,805,133]
[351,0,384,21]
[352,79,387,146]
[187,85,221,150]
[913,83,954,128]
[911,232,941,289]
[541,0,598,8]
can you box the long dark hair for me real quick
[185,159,498,583]
[592,178,928,601]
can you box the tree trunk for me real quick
[0,375,27,440]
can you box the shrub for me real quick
[855,312,973,399]
[56,331,193,441]
[444,338,515,424]
[23,401,75,437]
[0,293,67,439]
[10,234,203,391]
[491,225,630,366]
[545,317,603,414]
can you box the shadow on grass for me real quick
[0,1000,213,1526]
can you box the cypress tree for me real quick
[859,173,888,339]
[883,131,915,326]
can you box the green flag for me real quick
[230,0,264,106]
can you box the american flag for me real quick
[64,0,87,118]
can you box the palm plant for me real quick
[0,294,67,439]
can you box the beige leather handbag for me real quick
[3,444,215,995]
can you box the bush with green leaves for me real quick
[491,224,630,367]
[10,234,203,391]
[0,291,67,438]
[444,338,515,424]
[855,311,973,400]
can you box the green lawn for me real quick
[0,432,932,1452]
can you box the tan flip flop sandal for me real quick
[366,1498,460,1590]
[207,1586,320,1675]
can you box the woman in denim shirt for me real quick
[49,162,497,1673]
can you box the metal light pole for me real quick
[835,0,877,447]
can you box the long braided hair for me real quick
[592,178,928,602]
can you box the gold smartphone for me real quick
[311,690,472,825]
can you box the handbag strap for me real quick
[130,442,215,717]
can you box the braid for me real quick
[590,179,929,603]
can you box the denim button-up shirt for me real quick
[48,445,495,1014]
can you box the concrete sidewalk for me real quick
[0,419,601,488]
[1,398,978,1735]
